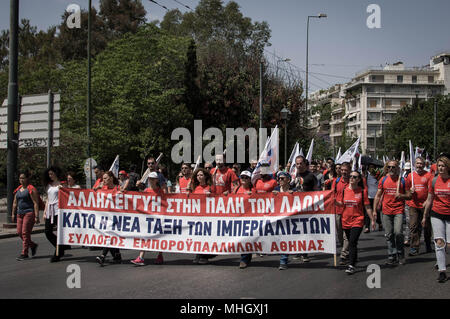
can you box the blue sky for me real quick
[1,0,449,91]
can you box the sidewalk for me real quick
[0,209,46,239]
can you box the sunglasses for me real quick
[349,175,359,179]
[387,166,396,169]
[240,176,250,179]
[147,162,155,165]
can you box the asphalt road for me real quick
[0,229,448,299]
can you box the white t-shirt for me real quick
[47,185,60,204]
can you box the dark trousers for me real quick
[102,248,121,258]
[241,254,252,264]
[343,227,363,266]
[409,207,432,249]
[45,216,70,255]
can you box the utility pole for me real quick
[6,0,19,224]
[87,0,92,185]
[434,98,437,160]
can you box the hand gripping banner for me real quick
[57,188,336,255]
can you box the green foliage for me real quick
[385,96,450,160]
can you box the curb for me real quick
[0,227,46,239]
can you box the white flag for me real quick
[109,155,119,178]
[288,143,301,179]
[288,142,299,166]
[337,137,360,164]
[336,147,342,162]
[193,155,201,172]
[409,140,415,187]
[358,154,362,172]
[400,151,405,171]
[251,126,279,185]
[306,139,314,163]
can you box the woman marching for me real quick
[189,168,216,265]
[43,166,70,262]
[96,171,122,266]
[130,172,164,266]
[423,154,450,283]
[235,170,254,269]
[336,170,376,274]
[12,171,40,260]
[274,171,296,270]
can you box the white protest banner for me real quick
[57,188,336,255]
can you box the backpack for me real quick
[431,175,439,191]
[381,175,406,192]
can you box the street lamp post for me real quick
[281,107,291,166]
[306,14,327,127]
[6,0,19,224]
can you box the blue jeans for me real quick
[280,254,289,265]
[240,254,252,264]
[382,213,404,257]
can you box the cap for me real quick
[404,163,411,170]
[260,166,272,175]
[240,171,252,178]
[148,172,158,179]
[119,170,127,176]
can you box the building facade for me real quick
[309,53,450,157]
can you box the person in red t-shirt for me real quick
[332,162,351,265]
[406,157,433,255]
[429,162,437,176]
[373,160,412,265]
[234,171,254,269]
[336,170,375,274]
[92,165,105,190]
[178,162,192,194]
[130,172,164,266]
[210,154,239,195]
[190,168,217,265]
[234,171,253,195]
[96,171,122,266]
[423,155,450,283]
[254,165,278,193]
[190,168,214,195]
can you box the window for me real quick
[369,99,377,108]
[397,75,403,83]
[428,76,434,83]
[368,112,380,121]
[385,85,391,93]
[412,75,417,83]
[400,100,407,107]
[385,99,392,107]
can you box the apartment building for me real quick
[309,52,450,157]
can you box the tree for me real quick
[385,96,450,160]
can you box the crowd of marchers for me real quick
[11,152,450,283]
